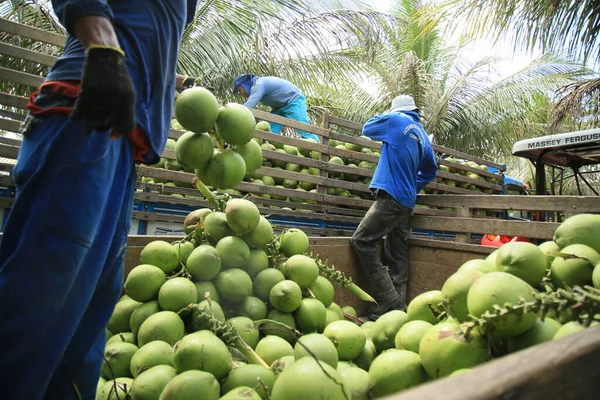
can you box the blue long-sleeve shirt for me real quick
[244,77,303,109]
[48,0,197,164]
[363,111,438,209]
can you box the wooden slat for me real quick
[0,109,25,121]
[390,325,600,400]
[255,130,380,163]
[426,182,487,195]
[0,145,20,159]
[0,19,66,47]
[434,143,506,171]
[436,171,502,190]
[250,108,328,137]
[328,131,382,151]
[411,215,559,240]
[262,149,374,178]
[0,67,44,87]
[0,42,58,67]
[256,166,370,193]
[438,159,502,180]
[328,115,364,132]
[0,119,22,134]
[0,93,28,109]
[417,194,600,213]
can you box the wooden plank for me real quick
[262,149,374,178]
[168,129,185,140]
[0,19,66,47]
[417,194,600,213]
[434,143,506,171]
[425,182,487,195]
[255,166,370,193]
[255,130,380,163]
[250,108,328,137]
[408,237,495,255]
[411,215,559,240]
[327,115,364,132]
[0,145,20,159]
[0,109,25,121]
[390,325,600,400]
[437,171,502,190]
[438,159,502,180]
[0,93,28,109]
[0,67,44,88]
[0,42,58,67]
[329,131,382,151]
[0,119,22,134]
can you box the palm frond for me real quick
[444,0,600,65]
[551,78,600,131]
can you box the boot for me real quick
[367,269,404,321]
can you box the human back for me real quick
[367,110,434,209]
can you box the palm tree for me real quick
[305,0,591,159]
[442,0,600,132]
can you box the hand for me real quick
[177,75,215,93]
[71,45,137,136]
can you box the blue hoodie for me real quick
[362,111,438,209]
[47,0,197,164]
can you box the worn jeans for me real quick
[351,191,412,299]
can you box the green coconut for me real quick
[174,87,220,133]
[130,340,174,378]
[173,330,232,380]
[368,349,427,398]
[158,370,220,400]
[294,333,339,369]
[139,240,180,275]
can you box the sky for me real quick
[370,0,542,81]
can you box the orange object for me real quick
[481,234,531,247]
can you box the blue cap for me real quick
[233,74,254,95]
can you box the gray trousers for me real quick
[351,191,412,300]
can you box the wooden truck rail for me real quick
[0,19,506,226]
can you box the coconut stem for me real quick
[192,177,229,211]
[197,294,270,369]
[463,285,600,337]
[311,253,375,303]
[254,319,303,340]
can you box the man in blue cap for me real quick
[0,1,197,398]
[350,95,438,321]
[233,74,320,142]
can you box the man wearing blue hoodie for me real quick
[351,95,438,320]
[0,1,196,398]
[233,74,320,142]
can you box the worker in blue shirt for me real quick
[0,1,197,399]
[350,95,438,321]
[233,74,320,142]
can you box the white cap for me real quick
[390,95,418,112]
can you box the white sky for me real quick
[371,0,541,80]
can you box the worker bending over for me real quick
[233,74,320,142]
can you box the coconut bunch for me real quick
[161,87,263,192]
[98,191,378,399]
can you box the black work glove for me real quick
[71,45,137,137]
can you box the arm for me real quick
[52,1,116,47]
[243,81,266,109]
[417,145,438,191]
[362,114,390,143]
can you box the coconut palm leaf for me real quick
[443,0,600,66]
